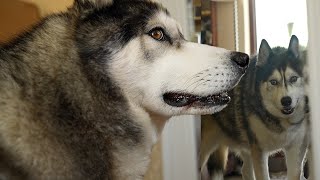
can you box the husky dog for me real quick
[0,0,249,179]
[200,35,309,180]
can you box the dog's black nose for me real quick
[281,96,292,107]
[231,52,249,68]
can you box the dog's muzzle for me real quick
[281,96,295,115]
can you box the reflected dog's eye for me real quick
[149,28,164,41]
[290,76,298,83]
[269,79,278,86]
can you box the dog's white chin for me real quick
[147,104,228,117]
[180,105,228,115]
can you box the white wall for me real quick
[162,116,200,180]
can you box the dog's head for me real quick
[256,35,305,121]
[74,0,249,116]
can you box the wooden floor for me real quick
[224,173,287,180]
[201,166,289,180]
[203,172,306,180]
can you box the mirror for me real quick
[199,0,311,180]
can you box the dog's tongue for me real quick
[163,92,230,107]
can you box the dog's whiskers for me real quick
[178,69,212,90]
[182,74,211,93]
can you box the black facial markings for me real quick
[178,30,185,40]
[162,28,173,44]
[283,69,288,89]
[256,47,303,84]
[76,1,165,63]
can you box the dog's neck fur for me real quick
[0,11,169,179]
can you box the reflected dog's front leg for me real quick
[241,151,255,180]
[251,145,270,180]
[285,141,308,180]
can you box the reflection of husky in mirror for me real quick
[0,0,250,179]
[201,35,309,180]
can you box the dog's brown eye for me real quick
[150,29,164,41]
[290,76,298,83]
[270,79,278,86]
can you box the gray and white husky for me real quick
[201,35,309,180]
[0,0,248,179]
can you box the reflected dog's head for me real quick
[256,35,305,121]
[75,0,249,116]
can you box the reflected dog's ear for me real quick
[288,35,300,58]
[257,39,272,66]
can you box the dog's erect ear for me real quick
[74,0,113,9]
[288,35,299,58]
[257,39,272,66]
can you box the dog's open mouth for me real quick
[163,92,230,107]
[281,107,294,115]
